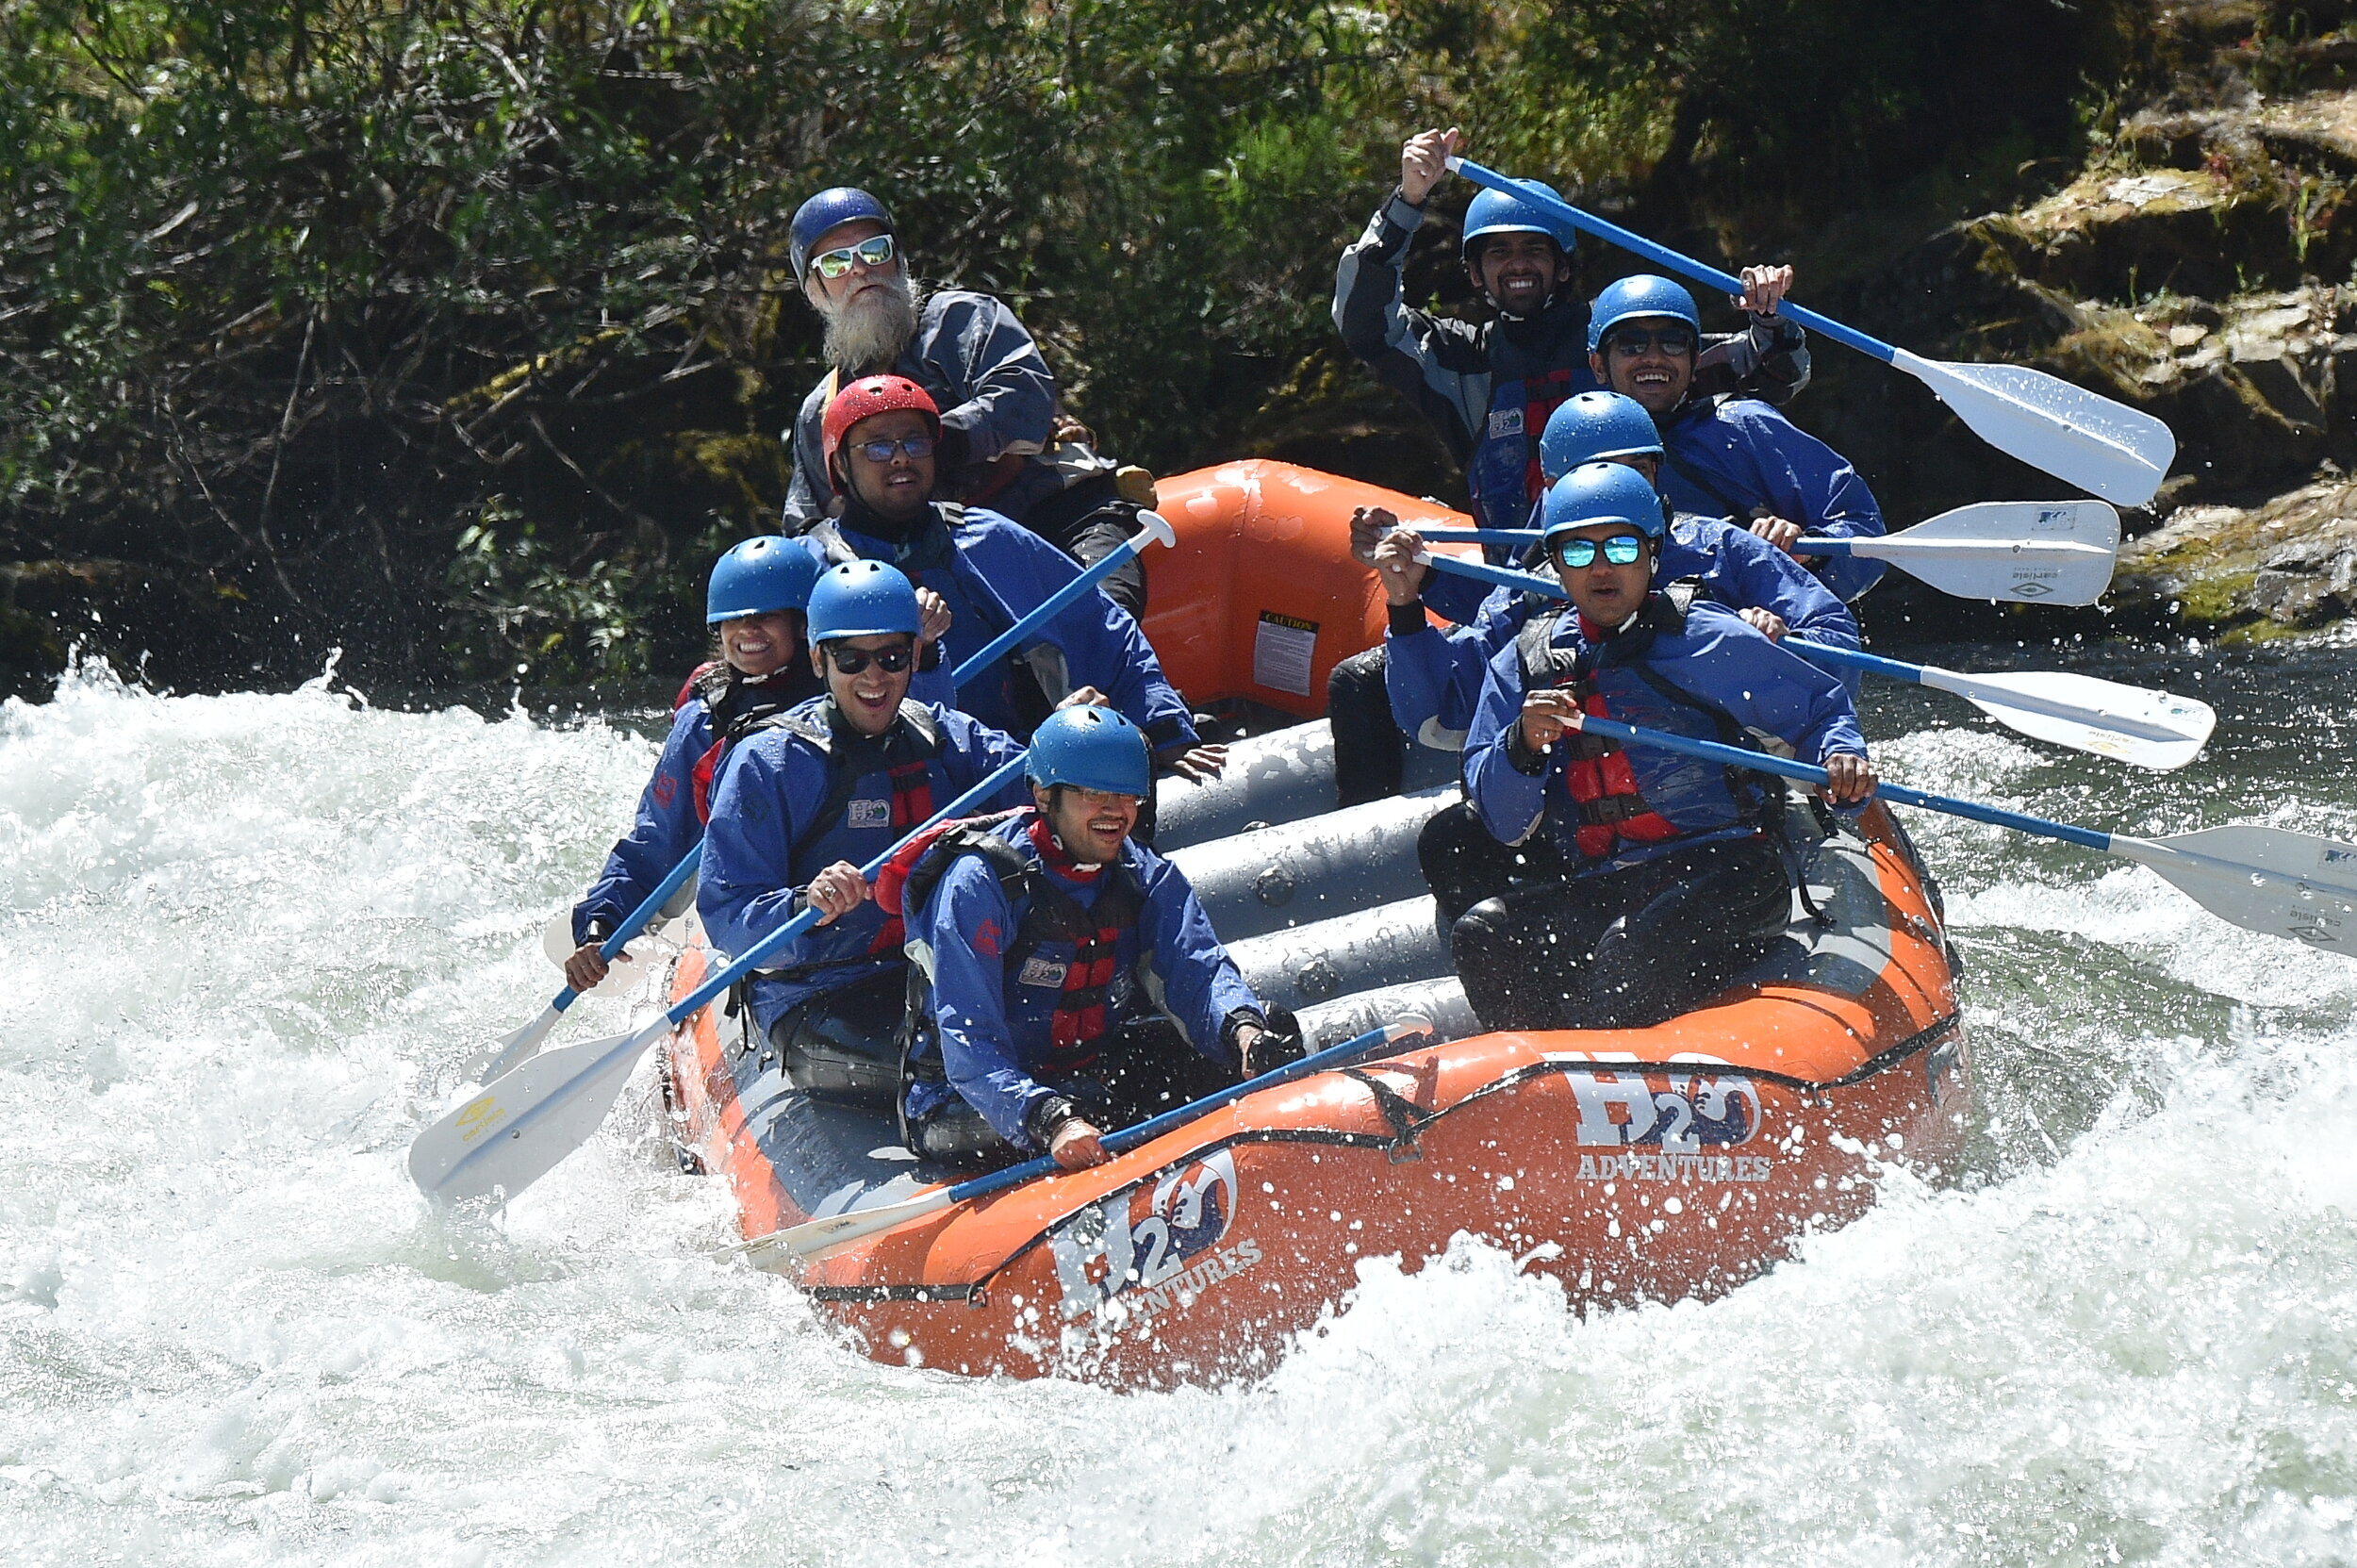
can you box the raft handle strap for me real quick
[1341,1067,1431,1164]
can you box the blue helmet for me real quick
[1587,273,1702,354]
[706,536,821,625]
[1541,461,1669,545]
[805,559,920,643]
[1460,185,1579,261]
[790,187,895,279]
[1026,706,1153,798]
[1539,391,1665,485]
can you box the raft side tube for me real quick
[1227,894,1452,1012]
[1155,720,1459,851]
[1295,976,1478,1048]
[1170,788,1454,942]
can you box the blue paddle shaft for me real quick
[939,1019,1417,1207]
[1419,527,1542,548]
[1782,638,1924,686]
[1449,157,1896,367]
[1421,553,1563,599]
[663,753,1030,1026]
[550,840,707,1013]
[950,523,1158,687]
[1574,715,2114,852]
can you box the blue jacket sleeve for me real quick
[921,293,1055,467]
[696,737,821,966]
[1137,857,1260,1066]
[1461,636,1550,846]
[935,707,1037,807]
[921,858,1056,1147]
[573,702,710,945]
[959,517,1198,750]
[1658,605,1868,769]
[1332,192,1488,468]
[1725,404,1887,602]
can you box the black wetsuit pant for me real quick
[1450,834,1792,1033]
[1327,646,1407,807]
[766,969,908,1107]
[904,1018,1235,1171]
[1417,801,1574,927]
[1023,476,1147,620]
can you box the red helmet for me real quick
[822,374,941,489]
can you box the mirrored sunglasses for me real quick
[852,436,935,464]
[1605,325,1696,357]
[1552,535,1646,569]
[810,234,898,280]
[823,643,915,675]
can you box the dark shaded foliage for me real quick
[0,0,2133,692]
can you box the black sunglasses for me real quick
[823,643,915,676]
[1605,326,1697,357]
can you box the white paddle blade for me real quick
[743,1188,957,1267]
[538,911,645,999]
[461,1001,564,1085]
[2126,825,2357,951]
[409,1023,663,1204]
[1863,501,2120,604]
[1894,353,2175,506]
[1955,670,2217,770]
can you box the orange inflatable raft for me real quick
[656,461,1969,1386]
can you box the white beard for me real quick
[816,272,924,373]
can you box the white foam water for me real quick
[3,651,2355,1564]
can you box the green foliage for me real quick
[0,0,2132,689]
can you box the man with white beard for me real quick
[777,187,1151,617]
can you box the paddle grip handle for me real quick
[1579,716,2114,852]
[1447,157,1897,366]
[949,514,1173,688]
[943,1019,1422,1205]
[664,752,1031,1024]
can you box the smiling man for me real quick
[697,561,1032,1106]
[1589,273,1888,602]
[1445,462,1874,1033]
[803,374,1222,784]
[778,187,1151,615]
[1326,129,1809,805]
[896,706,1297,1172]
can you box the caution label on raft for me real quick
[1252,612,1319,698]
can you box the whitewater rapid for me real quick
[4,648,2355,1565]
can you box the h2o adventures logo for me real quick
[1047,1150,1260,1323]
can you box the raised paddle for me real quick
[408,753,1032,1207]
[1575,716,2357,952]
[1416,499,2120,606]
[1446,156,2178,507]
[457,512,1181,1087]
[1784,639,2216,771]
[1409,550,2212,768]
[740,1014,1437,1267]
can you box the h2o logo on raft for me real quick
[1047,1150,1260,1323]
[1564,1069,1761,1150]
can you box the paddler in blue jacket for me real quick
[1446,462,1876,1032]
[799,373,1225,784]
[699,560,1031,1102]
[564,537,828,993]
[898,707,1297,1171]
[1589,273,1888,602]
[779,187,1151,616]
[1326,127,1808,801]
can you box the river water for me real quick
[3,638,2355,1566]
